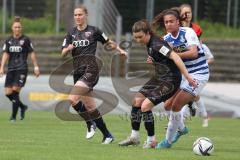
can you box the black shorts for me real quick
[73,70,99,89]
[5,69,28,87]
[139,76,181,105]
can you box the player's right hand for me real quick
[67,44,75,51]
[147,56,153,64]
[0,68,4,77]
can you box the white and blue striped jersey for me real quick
[164,27,209,75]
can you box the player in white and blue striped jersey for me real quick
[152,8,209,149]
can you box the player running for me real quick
[0,16,40,122]
[61,5,127,144]
[180,4,214,127]
[118,20,197,148]
[152,8,209,149]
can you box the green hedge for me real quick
[1,13,240,38]
[196,20,240,39]
[0,13,64,35]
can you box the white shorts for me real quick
[180,73,209,97]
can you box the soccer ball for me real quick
[193,137,214,156]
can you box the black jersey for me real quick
[146,35,180,79]
[2,35,34,71]
[62,25,109,73]
[62,25,109,56]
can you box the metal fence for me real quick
[1,0,240,34]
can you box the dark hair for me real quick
[13,16,21,23]
[132,20,151,34]
[152,8,184,31]
[74,5,88,14]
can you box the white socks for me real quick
[181,105,190,119]
[166,111,182,143]
[131,130,140,139]
[196,99,207,118]
[147,136,155,142]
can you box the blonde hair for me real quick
[179,3,192,12]
[74,5,88,14]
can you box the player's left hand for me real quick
[187,76,198,88]
[34,66,40,77]
[119,49,128,57]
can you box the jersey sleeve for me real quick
[185,28,200,47]
[2,40,10,53]
[153,41,172,57]
[202,44,214,59]
[94,27,109,44]
[25,37,34,53]
[62,32,72,49]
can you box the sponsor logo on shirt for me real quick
[85,32,92,38]
[9,46,22,52]
[19,40,25,45]
[72,39,90,47]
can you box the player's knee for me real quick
[141,105,151,112]
[164,105,172,111]
[171,105,182,112]
[5,89,13,96]
[68,95,79,106]
[5,92,13,97]
[194,96,200,101]
[164,100,172,110]
[132,97,142,107]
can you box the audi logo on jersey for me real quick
[9,46,22,52]
[72,39,90,47]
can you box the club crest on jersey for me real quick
[85,32,92,38]
[19,40,25,45]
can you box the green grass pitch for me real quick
[0,111,239,160]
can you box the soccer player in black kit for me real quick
[61,5,127,144]
[118,20,197,148]
[0,17,40,122]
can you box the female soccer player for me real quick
[61,5,127,144]
[152,8,209,149]
[0,16,40,122]
[118,20,197,148]
[180,4,202,38]
[180,4,214,127]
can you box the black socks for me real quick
[8,91,21,119]
[142,110,155,136]
[131,106,142,131]
[131,106,155,136]
[73,101,111,137]
[72,101,93,129]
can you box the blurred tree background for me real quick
[0,0,239,37]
